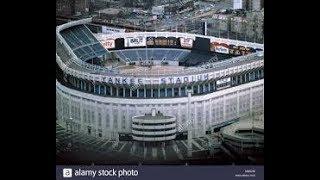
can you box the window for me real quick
[146,89,151,98]
[181,87,186,96]
[94,85,100,94]
[100,85,105,95]
[153,88,159,98]
[255,70,259,79]
[125,88,130,97]
[131,89,137,98]
[167,88,173,97]
[174,88,179,97]
[138,89,144,98]
[105,86,111,96]
[89,83,94,93]
[80,80,84,90]
[232,76,237,86]
[193,86,197,94]
[199,85,204,94]
[210,82,215,92]
[112,87,117,96]
[83,81,86,91]
[119,88,124,97]
[160,88,165,97]
[204,84,209,93]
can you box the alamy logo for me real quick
[63,168,72,178]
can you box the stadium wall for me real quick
[56,79,264,140]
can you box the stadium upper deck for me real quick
[56,18,263,86]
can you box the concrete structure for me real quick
[132,109,177,141]
[56,18,264,141]
[221,114,264,153]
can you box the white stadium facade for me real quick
[56,18,264,142]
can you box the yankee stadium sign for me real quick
[96,73,211,85]
[80,59,263,85]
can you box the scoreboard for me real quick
[147,37,178,47]
[229,45,256,55]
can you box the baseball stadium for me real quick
[56,18,264,164]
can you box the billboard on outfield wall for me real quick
[146,37,179,47]
[125,36,146,47]
[102,39,115,49]
[180,37,193,48]
[94,33,115,49]
[210,42,229,54]
[146,37,155,46]
[229,45,256,55]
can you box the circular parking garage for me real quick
[132,109,177,142]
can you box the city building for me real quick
[230,0,264,11]
[233,0,244,10]
[56,0,90,17]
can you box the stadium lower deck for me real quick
[56,121,264,165]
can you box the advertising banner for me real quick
[228,45,241,55]
[180,37,193,48]
[147,37,178,47]
[125,36,146,47]
[102,39,115,49]
[146,37,155,46]
[154,37,168,46]
[211,42,229,54]
[229,45,254,55]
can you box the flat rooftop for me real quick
[96,8,121,15]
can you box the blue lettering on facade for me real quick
[115,78,121,84]
[197,75,202,81]
[122,78,127,84]
[191,76,196,82]
[176,78,181,84]
[108,77,113,84]
[103,74,211,85]
[130,78,135,85]
[204,74,209,80]
[183,77,189,83]
[160,78,166,84]
[168,77,174,84]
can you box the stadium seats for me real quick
[113,48,235,67]
[179,50,233,67]
[114,48,190,62]
[60,24,109,61]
